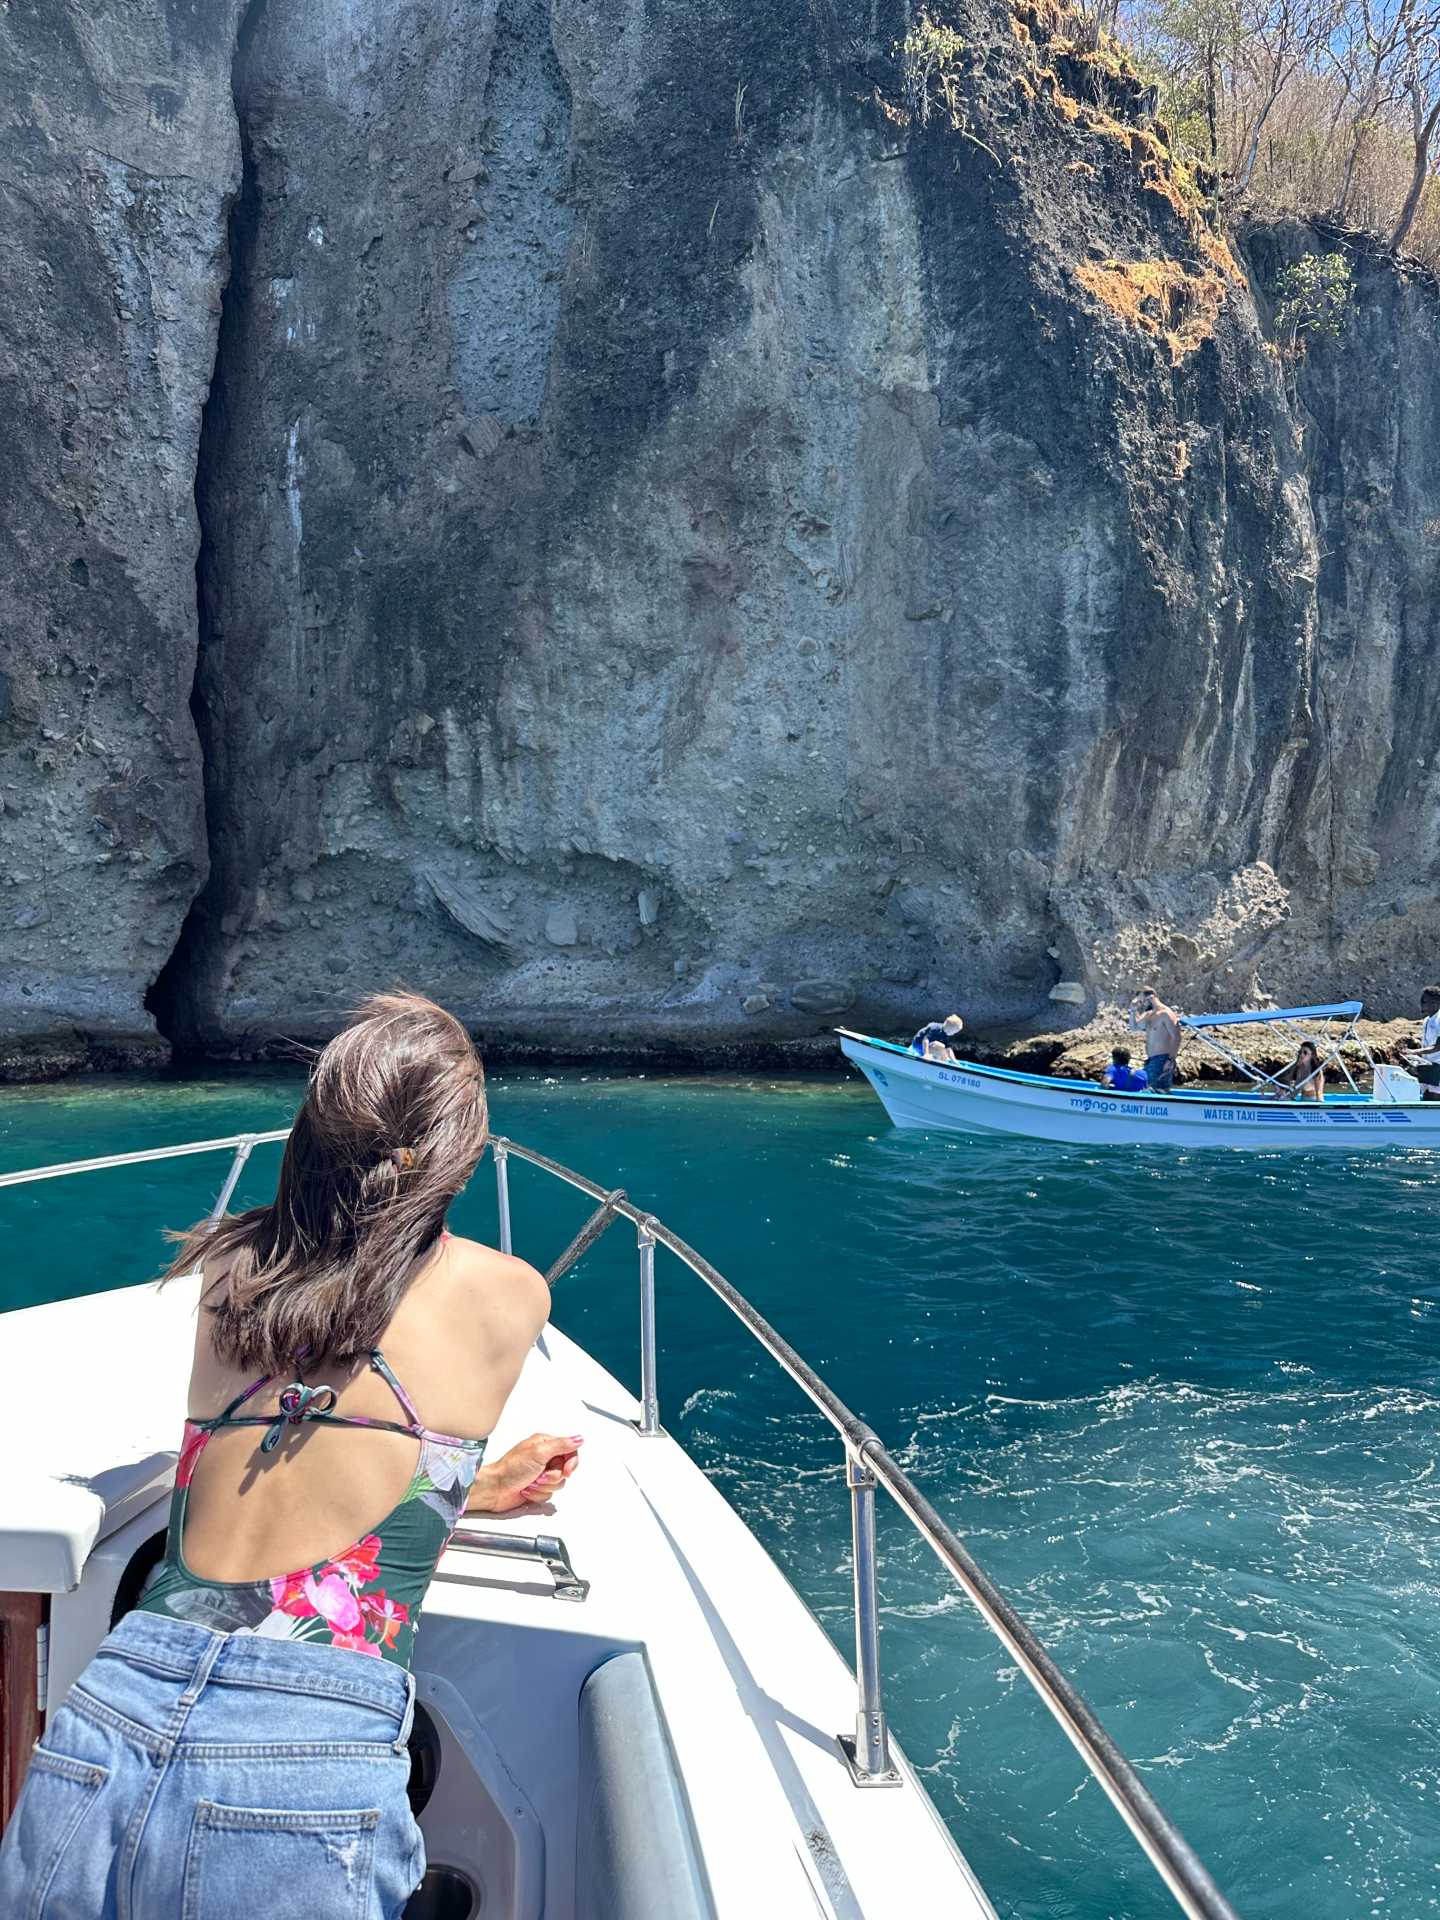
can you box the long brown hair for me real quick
[168,992,488,1373]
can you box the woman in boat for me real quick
[0,991,578,1920]
[1274,1039,1326,1101]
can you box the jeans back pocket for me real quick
[180,1800,380,1920]
[0,1747,110,1920]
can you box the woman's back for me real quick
[180,1231,544,1589]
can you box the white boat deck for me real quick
[435,1322,991,1917]
[0,1275,993,1918]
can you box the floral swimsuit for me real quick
[138,1346,486,1668]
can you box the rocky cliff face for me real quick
[3,0,1438,1071]
[1244,220,1440,1009]
[0,0,244,1071]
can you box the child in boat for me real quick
[911,1012,964,1060]
[0,991,582,1920]
[1102,1046,1148,1091]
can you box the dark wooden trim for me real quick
[0,1590,46,1833]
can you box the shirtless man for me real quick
[1128,986,1182,1092]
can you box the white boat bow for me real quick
[0,1129,1242,1920]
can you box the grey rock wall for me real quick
[0,0,245,1071]
[5,0,1440,1068]
[1243,222,1440,1011]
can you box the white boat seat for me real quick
[0,1280,197,1593]
[576,1650,715,1920]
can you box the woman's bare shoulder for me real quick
[439,1236,550,1333]
[445,1233,545,1284]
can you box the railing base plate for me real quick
[837,1735,902,1788]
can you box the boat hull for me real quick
[839,1032,1440,1150]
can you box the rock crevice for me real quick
[147,0,271,1057]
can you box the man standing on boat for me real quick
[1404,984,1440,1099]
[1128,986,1181,1092]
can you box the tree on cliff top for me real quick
[1124,0,1440,262]
[1387,10,1440,249]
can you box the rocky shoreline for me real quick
[3,1011,1422,1089]
[977,1015,1423,1084]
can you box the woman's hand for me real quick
[466,1432,583,1514]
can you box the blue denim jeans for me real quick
[0,1612,424,1919]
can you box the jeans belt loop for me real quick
[177,1628,228,1710]
[395,1669,417,1753]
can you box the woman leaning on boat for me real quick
[0,991,580,1920]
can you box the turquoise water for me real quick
[3,1067,1439,1919]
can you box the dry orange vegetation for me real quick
[1072,256,1229,360]
[1008,0,1243,353]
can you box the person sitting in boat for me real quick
[0,990,582,1920]
[1128,986,1181,1092]
[1102,1046,1148,1092]
[911,1012,964,1060]
[1270,1038,1326,1100]
[1403,983,1440,1099]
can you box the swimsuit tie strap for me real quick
[260,1380,339,1454]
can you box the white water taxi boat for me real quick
[0,1131,1238,1919]
[841,1002,1440,1150]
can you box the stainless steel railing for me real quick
[0,1127,1240,1920]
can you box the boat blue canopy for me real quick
[1181,1001,1363,1029]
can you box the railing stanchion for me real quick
[493,1138,512,1255]
[637,1217,659,1436]
[840,1444,899,1786]
[207,1139,255,1224]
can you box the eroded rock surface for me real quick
[1243,222,1440,1010]
[0,0,244,1071]
[989,1013,1425,1083]
[5,0,1440,1068]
